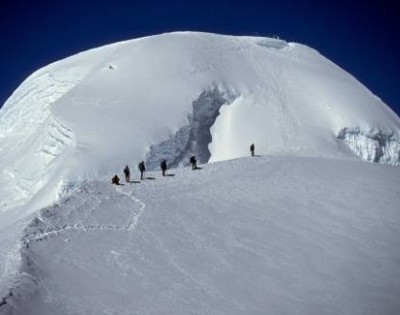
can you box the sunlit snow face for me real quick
[0,32,399,217]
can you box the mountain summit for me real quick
[0,31,399,212]
[1,32,400,315]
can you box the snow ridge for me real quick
[1,31,400,313]
[1,31,400,214]
[0,68,80,135]
[2,156,400,315]
[0,181,146,313]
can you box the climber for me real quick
[123,165,131,182]
[190,156,197,170]
[250,143,255,156]
[160,160,167,176]
[138,161,146,180]
[111,174,120,185]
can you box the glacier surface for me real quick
[1,32,400,314]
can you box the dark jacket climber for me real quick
[123,165,130,182]
[160,160,167,176]
[190,156,197,170]
[111,174,120,185]
[138,161,146,180]
[250,143,255,156]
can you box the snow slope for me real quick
[2,156,400,315]
[1,32,400,314]
[1,32,400,216]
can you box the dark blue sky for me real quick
[1,0,399,115]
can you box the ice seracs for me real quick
[338,127,400,165]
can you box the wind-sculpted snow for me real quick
[253,37,288,49]
[1,31,400,217]
[338,127,400,165]
[2,157,400,315]
[0,70,77,134]
[0,116,75,214]
[0,46,106,213]
[1,33,400,312]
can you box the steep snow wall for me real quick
[1,31,400,213]
[146,86,238,169]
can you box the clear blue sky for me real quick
[1,0,399,115]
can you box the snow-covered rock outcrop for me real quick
[1,32,400,213]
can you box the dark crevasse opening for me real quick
[145,86,238,170]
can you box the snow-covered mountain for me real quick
[1,32,399,214]
[1,32,400,314]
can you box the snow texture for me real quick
[338,127,400,165]
[1,32,400,215]
[2,157,400,315]
[1,32,400,314]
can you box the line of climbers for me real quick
[111,143,255,185]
